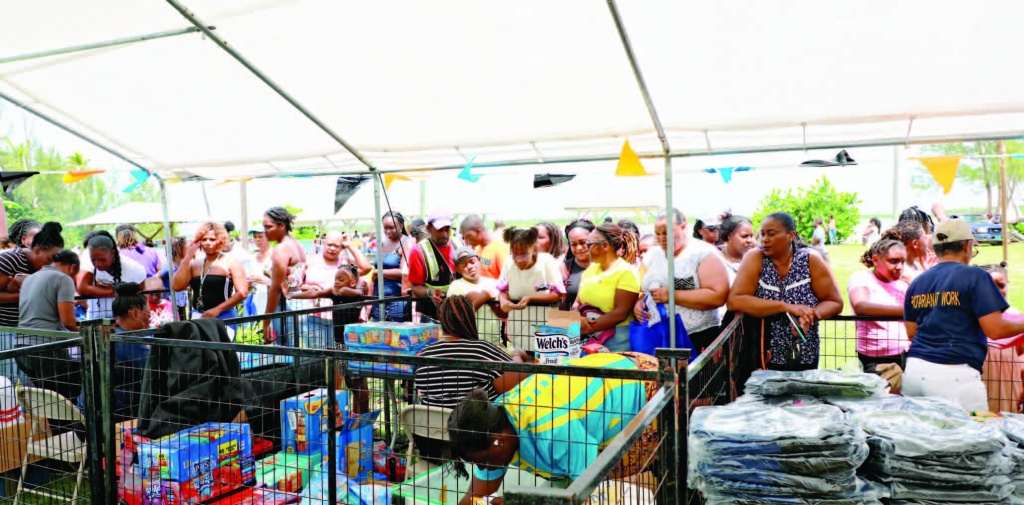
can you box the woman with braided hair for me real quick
[262,206,307,343]
[576,223,641,351]
[878,220,930,281]
[372,210,412,321]
[848,238,910,370]
[7,219,41,249]
[77,230,147,319]
[415,295,528,409]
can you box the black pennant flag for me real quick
[534,173,576,189]
[335,176,370,214]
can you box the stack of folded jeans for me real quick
[688,402,878,504]
[825,394,970,421]
[998,413,1024,501]
[855,409,1015,504]
[745,370,889,399]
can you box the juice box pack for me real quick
[344,322,440,373]
[280,389,350,455]
[140,454,254,505]
[533,324,581,365]
[254,452,321,492]
[137,423,253,482]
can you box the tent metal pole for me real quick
[1000,140,1009,262]
[606,0,676,349]
[892,145,900,220]
[164,0,376,171]
[0,26,214,65]
[239,180,249,239]
[372,175,386,306]
[156,175,180,322]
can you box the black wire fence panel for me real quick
[0,331,87,504]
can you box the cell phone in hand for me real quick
[784,313,808,343]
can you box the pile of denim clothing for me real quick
[853,408,1015,504]
[745,369,889,399]
[998,413,1024,501]
[688,401,879,504]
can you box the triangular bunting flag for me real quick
[122,169,150,194]
[62,170,104,184]
[458,157,481,183]
[718,167,735,184]
[533,173,576,189]
[0,171,37,196]
[384,173,411,190]
[912,155,963,194]
[214,177,254,188]
[615,140,648,176]
[335,175,370,213]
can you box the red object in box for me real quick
[252,436,274,458]
[206,488,300,504]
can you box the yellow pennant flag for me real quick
[214,177,254,188]
[384,173,411,190]
[615,140,648,177]
[913,155,963,194]
[62,170,104,184]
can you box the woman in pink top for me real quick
[980,262,1024,413]
[847,239,910,371]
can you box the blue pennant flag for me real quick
[702,166,751,184]
[458,157,481,183]
[122,169,150,194]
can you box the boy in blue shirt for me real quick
[903,217,1024,412]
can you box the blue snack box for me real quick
[281,389,350,455]
[335,411,381,483]
[344,322,440,373]
[137,422,253,482]
[533,324,581,365]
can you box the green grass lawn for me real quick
[818,243,1024,369]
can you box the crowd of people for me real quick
[6,201,1024,502]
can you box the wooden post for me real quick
[1000,140,1009,262]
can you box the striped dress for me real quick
[753,248,821,368]
[414,339,512,408]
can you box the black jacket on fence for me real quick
[136,318,258,439]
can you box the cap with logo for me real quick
[933,217,975,244]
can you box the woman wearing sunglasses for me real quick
[575,223,641,351]
[902,218,1024,412]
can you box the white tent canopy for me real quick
[2,1,1024,180]
[68,202,214,227]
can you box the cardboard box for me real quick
[139,453,254,505]
[137,423,253,482]
[254,452,321,492]
[281,389,349,455]
[336,411,380,482]
[0,417,45,474]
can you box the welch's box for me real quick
[344,322,440,373]
[532,308,582,365]
[281,389,350,455]
[137,423,253,482]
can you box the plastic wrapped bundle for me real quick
[702,477,888,505]
[825,395,970,421]
[745,370,889,398]
[689,402,870,500]
[856,409,1015,503]
[999,413,1024,500]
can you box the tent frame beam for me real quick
[164,0,376,172]
[0,26,215,65]
[0,91,180,322]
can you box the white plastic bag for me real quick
[641,246,668,292]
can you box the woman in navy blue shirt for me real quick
[903,218,1024,412]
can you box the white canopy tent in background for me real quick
[68,201,214,227]
[2,0,1023,336]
